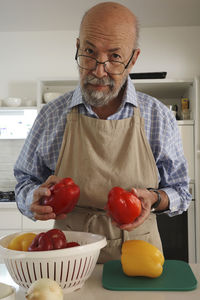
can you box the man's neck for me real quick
[92,88,125,119]
[92,96,122,119]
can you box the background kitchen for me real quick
[0,0,200,263]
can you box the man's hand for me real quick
[119,188,154,231]
[119,188,169,231]
[31,175,67,221]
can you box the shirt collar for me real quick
[69,75,138,109]
[121,76,138,107]
[68,84,84,108]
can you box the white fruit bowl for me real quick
[3,98,22,107]
[43,92,63,103]
[0,230,107,294]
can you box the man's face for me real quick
[77,35,135,107]
[79,67,129,108]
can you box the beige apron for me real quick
[54,105,162,263]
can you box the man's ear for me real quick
[76,38,80,49]
[131,48,140,67]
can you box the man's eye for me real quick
[111,53,121,60]
[85,48,94,55]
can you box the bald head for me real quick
[80,2,139,48]
[76,2,141,108]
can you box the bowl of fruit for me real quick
[0,228,107,294]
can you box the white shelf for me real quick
[37,76,78,82]
[37,78,78,108]
[0,202,17,209]
[132,78,193,83]
[132,78,193,98]
[177,120,194,125]
[0,106,37,110]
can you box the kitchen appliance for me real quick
[0,191,15,202]
[102,260,197,291]
[0,109,37,139]
[0,230,107,293]
[130,72,167,79]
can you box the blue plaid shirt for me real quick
[14,76,191,220]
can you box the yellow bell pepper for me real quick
[7,232,37,251]
[121,240,165,278]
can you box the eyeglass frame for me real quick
[75,47,136,75]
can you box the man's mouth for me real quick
[90,83,109,87]
[87,83,110,90]
[83,75,114,94]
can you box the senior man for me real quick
[14,2,191,263]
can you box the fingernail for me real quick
[45,190,50,196]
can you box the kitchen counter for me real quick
[0,263,199,299]
[0,202,17,208]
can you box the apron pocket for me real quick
[125,231,151,243]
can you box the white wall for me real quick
[0,26,200,100]
[0,26,200,190]
[0,30,79,100]
[134,26,200,79]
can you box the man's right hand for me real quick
[31,175,67,221]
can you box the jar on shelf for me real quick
[181,97,190,120]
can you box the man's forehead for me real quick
[79,29,133,52]
[81,40,122,52]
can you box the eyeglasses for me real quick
[75,48,135,75]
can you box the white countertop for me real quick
[0,263,199,300]
[0,202,17,208]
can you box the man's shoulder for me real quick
[37,91,75,125]
[136,91,164,108]
[136,91,171,116]
[136,91,177,131]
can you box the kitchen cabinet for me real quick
[133,77,199,263]
[0,203,54,236]
[37,78,78,110]
[0,106,37,110]
[0,203,21,262]
[0,203,21,236]
[178,120,195,181]
[37,77,195,120]
[0,202,54,262]
[21,215,54,230]
[133,78,195,119]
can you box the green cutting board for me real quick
[102,260,197,291]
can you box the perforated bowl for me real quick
[0,230,107,293]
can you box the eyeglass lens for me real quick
[77,56,125,74]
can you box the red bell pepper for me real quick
[28,229,67,251]
[66,242,80,248]
[46,229,67,249]
[42,177,80,215]
[28,232,54,251]
[106,186,142,225]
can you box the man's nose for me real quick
[92,62,108,78]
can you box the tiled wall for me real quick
[0,139,25,191]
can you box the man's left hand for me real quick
[119,188,157,231]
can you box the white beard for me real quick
[80,73,128,107]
